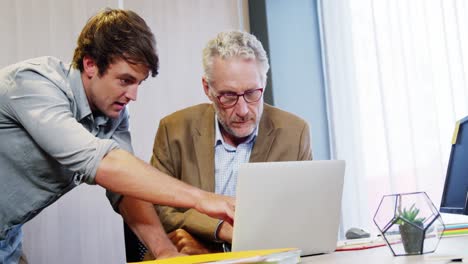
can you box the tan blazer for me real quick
[151,103,312,243]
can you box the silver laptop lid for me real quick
[231,160,345,256]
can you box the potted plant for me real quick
[374,192,445,256]
[395,204,426,254]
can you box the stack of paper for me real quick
[130,248,301,264]
[441,213,468,237]
[335,236,386,251]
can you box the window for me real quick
[319,0,468,231]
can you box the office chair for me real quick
[123,222,148,262]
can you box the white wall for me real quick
[0,1,247,263]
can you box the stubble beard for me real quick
[215,104,263,141]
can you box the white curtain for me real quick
[319,0,468,233]
[0,0,247,263]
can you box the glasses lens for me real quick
[244,89,263,103]
[219,93,238,106]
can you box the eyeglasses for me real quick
[214,88,264,107]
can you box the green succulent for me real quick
[396,204,425,225]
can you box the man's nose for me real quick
[235,96,249,116]
[125,85,138,101]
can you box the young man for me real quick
[148,31,312,256]
[0,9,234,263]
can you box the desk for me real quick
[302,236,468,263]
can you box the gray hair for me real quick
[202,31,270,85]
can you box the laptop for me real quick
[231,160,345,256]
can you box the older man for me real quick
[148,31,312,255]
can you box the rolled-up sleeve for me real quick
[5,72,118,184]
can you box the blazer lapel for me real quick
[193,105,216,192]
[250,105,276,162]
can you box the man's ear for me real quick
[202,77,210,97]
[82,56,97,79]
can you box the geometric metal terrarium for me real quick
[373,192,445,256]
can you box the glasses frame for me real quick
[214,88,264,108]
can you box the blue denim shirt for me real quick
[0,57,131,239]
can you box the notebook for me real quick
[231,160,346,256]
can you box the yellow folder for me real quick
[129,248,300,264]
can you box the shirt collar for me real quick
[214,114,258,147]
[68,66,109,124]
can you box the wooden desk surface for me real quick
[302,236,468,263]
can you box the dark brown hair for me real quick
[72,8,159,77]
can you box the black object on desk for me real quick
[440,116,468,216]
